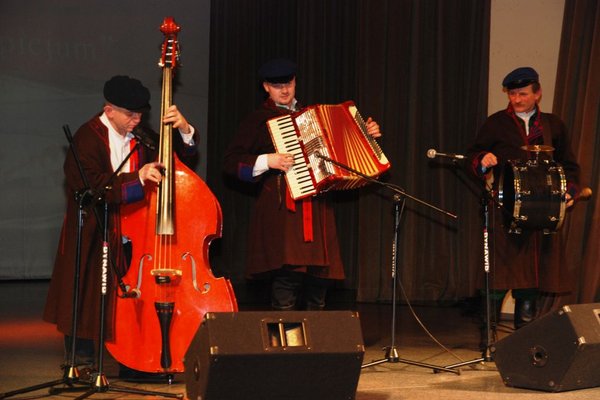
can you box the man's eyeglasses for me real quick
[111,104,142,119]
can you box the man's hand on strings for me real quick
[163,105,191,134]
[139,161,165,185]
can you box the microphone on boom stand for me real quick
[132,127,157,150]
[426,148,465,160]
[314,154,459,374]
[315,152,458,220]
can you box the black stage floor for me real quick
[1,280,598,399]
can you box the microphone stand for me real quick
[0,179,96,399]
[48,125,182,400]
[0,125,181,400]
[1,125,123,399]
[426,157,499,370]
[441,187,496,369]
[314,154,459,374]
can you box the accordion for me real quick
[267,101,390,200]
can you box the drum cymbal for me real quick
[521,144,555,152]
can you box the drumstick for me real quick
[574,187,593,202]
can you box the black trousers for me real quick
[64,335,95,367]
[271,267,329,311]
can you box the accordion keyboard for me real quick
[267,115,316,199]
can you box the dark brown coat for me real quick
[223,99,345,280]
[43,115,196,340]
[466,107,580,292]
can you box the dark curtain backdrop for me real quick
[551,0,600,304]
[207,0,490,305]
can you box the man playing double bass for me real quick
[43,75,197,381]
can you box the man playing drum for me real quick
[466,67,580,346]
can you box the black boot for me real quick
[514,298,536,329]
[302,275,328,311]
[118,363,173,383]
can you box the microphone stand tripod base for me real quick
[362,346,460,374]
[356,194,459,376]
[0,372,91,400]
[361,346,399,368]
[49,372,183,400]
[442,193,499,373]
[443,356,492,371]
[386,346,400,362]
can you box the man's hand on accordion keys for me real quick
[366,117,382,138]
[268,152,295,172]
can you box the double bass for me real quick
[106,17,238,373]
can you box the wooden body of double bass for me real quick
[105,155,237,373]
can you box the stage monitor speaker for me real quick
[184,310,365,400]
[493,303,600,392]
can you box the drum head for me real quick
[497,162,516,216]
[497,160,566,234]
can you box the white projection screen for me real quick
[0,0,210,278]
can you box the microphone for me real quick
[315,152,327,161]
[132,127,156,150]
[427,149,465,160]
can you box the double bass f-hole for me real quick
[130,252,211,295]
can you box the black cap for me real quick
[103,75,151,112]
[258,58,296,83]
[502,67,539,90]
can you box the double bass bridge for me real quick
[128,252,212,295]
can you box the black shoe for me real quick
[78,367,98,383]
[304,303,325,311]
[118,364,174,383]
[514,299,536,329]
[60,364,96,383]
